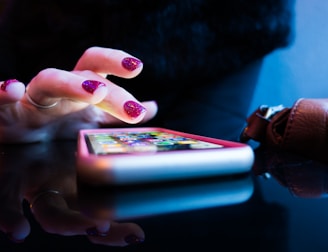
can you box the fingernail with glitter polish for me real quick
[124,234,145,245]
[86,227,109,237]
[1,79,19,91]
[124,100,146,118]
[82,80,106,94]
[122,57,142,71]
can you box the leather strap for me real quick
[240,104,287,143]
[241,98,328,162]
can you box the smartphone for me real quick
[76,127,254,185]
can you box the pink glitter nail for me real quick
[1,79,18,91]
[122,57,142,71]
[124,100,146,118]
[82,80,106,94]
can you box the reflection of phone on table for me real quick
[78,174,254,220]
[76,127,254,185]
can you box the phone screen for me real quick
[85,130,224,155]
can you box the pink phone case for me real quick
[76,127,254,185]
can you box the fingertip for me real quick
[144,100,158,115]
[82,80,109,104]
[96,220,111,236]
[138,100,158,123]
[7,223,30,243]
[124,234,145,246]
[74,47,143,79]
[88,222,145,247]
[3,216,31,243]
[123,100,147,123]
[0,79,25,103]
[121,57,143,79]
[122,223,145,246]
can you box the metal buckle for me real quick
[261,104,285,120]
[239,104,285,143]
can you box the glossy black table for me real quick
[0,141,327,252]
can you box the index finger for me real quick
[74,47,143,79]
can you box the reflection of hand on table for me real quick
[0,142,144,246]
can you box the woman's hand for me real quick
[0,47,158,143]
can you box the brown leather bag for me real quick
[240,98,328,162]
